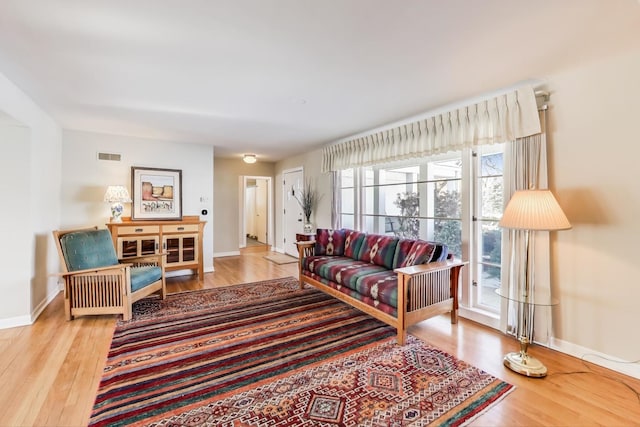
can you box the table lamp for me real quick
[104,185,132,223]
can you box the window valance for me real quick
[321,86,541,172]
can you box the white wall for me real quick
[545,46,640,377]
[61,130,215,274]
[0,72,62,328]
[0,123,31,321]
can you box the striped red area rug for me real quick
[89,276,514,426]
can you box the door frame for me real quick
[239,175,273,248]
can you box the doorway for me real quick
[240,176,273,250]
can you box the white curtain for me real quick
[322,86,541,173]
[330,171,341,229]
[501,111,553,344]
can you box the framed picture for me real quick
[131,166,182,220]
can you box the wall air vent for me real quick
[97,152,122,161]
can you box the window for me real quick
[338,168,356,229]
[472,145,504,313]
[340,154,462,256]
[336,145,505,323]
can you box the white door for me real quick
[283,168,304,256]
[245,185,256,238]
[255,178,268,243]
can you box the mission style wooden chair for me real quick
[53,226,166,321]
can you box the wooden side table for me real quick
[296,233,316,242]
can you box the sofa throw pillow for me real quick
[343,229,366,259]
[357,234,399,270]
[392,238,417,269]
[400,240,437,268]
[431,242,449,262]
[314,228,346,256]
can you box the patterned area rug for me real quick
[89,276,514,426]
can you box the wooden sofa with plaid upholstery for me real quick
[296,228,467,345]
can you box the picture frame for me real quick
[131,166,183,220]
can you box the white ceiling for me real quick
[0,1,638,162]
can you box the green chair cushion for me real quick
[60,229,119,271]
[130,266,162,292]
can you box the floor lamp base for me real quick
[503,351,548,377]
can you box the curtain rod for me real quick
[535,90,550,111]
[535,90,549,99]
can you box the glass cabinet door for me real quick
[117,236,159,258]
[182,237,196,262]
[164,237,180,264]
[162,234,199,267]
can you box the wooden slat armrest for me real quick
[394,259,468,277]
[296,240,315,259]
[61,264,128,277]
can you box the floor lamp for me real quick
[499,189,571,377]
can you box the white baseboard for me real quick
[0,314,32,329]
[457,309,639,380]
[550,337,640,380]
[165,267,215,276]
[165,270,189,278]
[0,287,62,330]
[31,288,61,323]
[214,251,241,258]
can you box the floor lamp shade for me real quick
[499,189,571,231]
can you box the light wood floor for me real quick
[1,246,638,426]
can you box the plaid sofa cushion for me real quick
[343,229,366,259]
[302,271,397,317]
[355,270,398,309]
[356,234,399,270]
[303,256,387,289]
[302,255,342,277]
[314,228,346,256]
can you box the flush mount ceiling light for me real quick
[243,154,257,164]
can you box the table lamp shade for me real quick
[499,189,571,231]
[104,185,132,203]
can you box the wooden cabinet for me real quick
[107,216,206,280]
